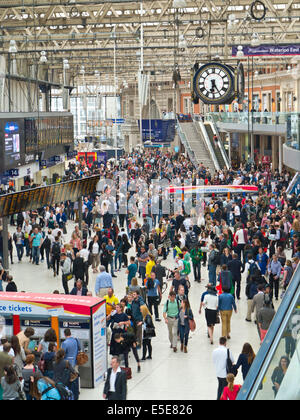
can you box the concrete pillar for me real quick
[279,136,283,173]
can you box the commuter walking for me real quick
[212,337,235,400]
[163,291,180,352]
[218,290,237,339]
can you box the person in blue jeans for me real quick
[178,299,194,353]
[208,244,219,286]
[31,227,43,265]
[61,328,80,400]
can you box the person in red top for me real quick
[220,374,241,400]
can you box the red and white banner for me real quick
[167,185,259,194]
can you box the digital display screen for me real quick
[0,176,100,217]
[3,121,23,170]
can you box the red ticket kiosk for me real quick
[0,292,107,388]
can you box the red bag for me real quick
[121,367,132,380]
[189,319,196,332]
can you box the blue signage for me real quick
[138,119,176,143]
[4,169,19,177]
[4,122,19,133]
[109,119,125,124]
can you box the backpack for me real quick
[55,383,74,400]
[220,271,232,293]
[248,261,259,279]
[182,260,191,276]
[43,237,51,249]
[52,242,61,257]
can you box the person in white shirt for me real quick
[103,356,127,400]
[201,286,219,345]
[234,226,247,263]
[212,336,235,400]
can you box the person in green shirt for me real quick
[190,244,203,283]
[163,291,180,352]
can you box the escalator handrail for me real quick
[205,120,230,170]
[237,263,300,400]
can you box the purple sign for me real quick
[232,44,300,57]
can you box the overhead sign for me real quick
[0,175,100,217]
[232,44,300,57]
[138,119,176,143]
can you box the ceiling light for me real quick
[39,50,47,63]
[8,40,18,53]
[251,32,261,47]
[63,59,70,70]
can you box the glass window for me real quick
[252,292,300,400]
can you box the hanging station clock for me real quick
[193,62,235,105]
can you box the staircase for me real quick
[178,121,217,174]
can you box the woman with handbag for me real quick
[141,305,156,361]
[53,349,77,390]
[178,299,194,353]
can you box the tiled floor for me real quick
[5,221,283,400]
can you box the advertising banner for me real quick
[167,185,259,194]
[232,44,300,57]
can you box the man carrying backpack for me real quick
[61,329,80,400]
[51,236,61,277]
[163,291,180,352]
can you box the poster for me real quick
[92,301,107,387]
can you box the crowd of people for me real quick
[0,148,299,400]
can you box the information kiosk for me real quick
[0,292,107,388]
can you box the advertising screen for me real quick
[1,119,25,171]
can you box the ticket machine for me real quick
[19,315,52,353]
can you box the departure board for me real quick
[0,175,100,217]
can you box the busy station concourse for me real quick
[0,0,299,404]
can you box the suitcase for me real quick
[121,367,132,380]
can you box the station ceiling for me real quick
[2,0,300,84]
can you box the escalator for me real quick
[237,264,300,400]
[204,122,227,170]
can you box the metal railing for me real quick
[196,119,220,171]
[237,263,300,400]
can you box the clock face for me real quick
[193,63,234,104]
